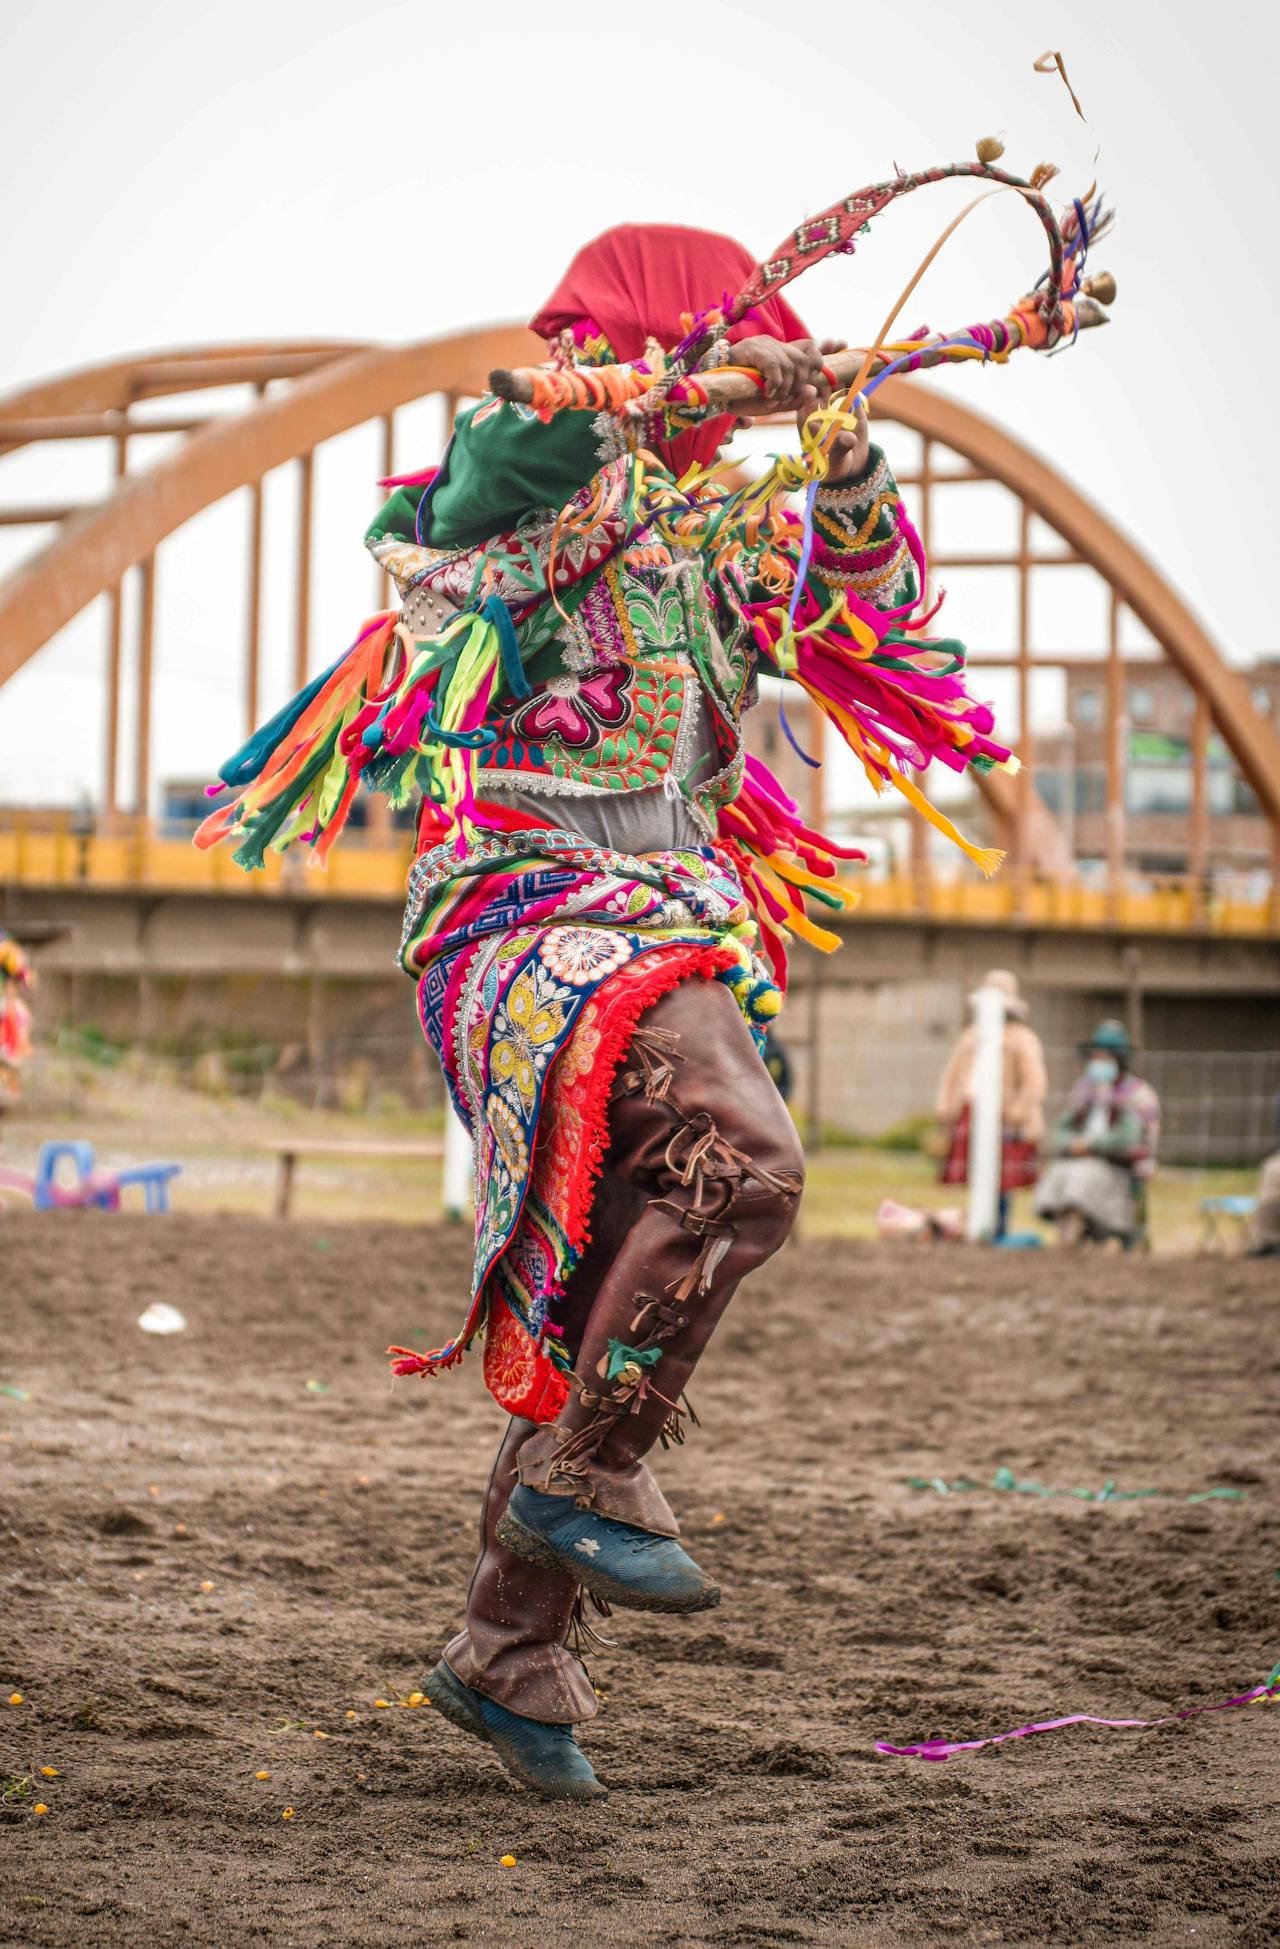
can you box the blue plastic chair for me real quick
[1200,1193,1258,1253]
[32,1141,181,1214]
[33,1141,117,1210]
[115,1163,182,1213]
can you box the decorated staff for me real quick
[489,159,1115,429]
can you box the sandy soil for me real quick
[1,1215,1277,1948]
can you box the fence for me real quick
[8,1025,1277,1173]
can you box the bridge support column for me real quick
[1123,946,1145,1051]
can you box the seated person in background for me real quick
[1034,1019,1160,1248]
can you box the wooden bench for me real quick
[261,1139,443,1219]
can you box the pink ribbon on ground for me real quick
[877,1679,1280,1762]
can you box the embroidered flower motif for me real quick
[605,882,660,920]
[489,966,568,1114]
[556,1013,603,1087]
[484,1308,538,1401]
[486,1095,530,1179]
[506,665,633,750]
[537,928,631,988]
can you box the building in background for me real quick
[1036,656,1279,886]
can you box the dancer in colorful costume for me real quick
[199,167,1107,1795]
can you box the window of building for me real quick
[1128,685,1155,724]
[1126,766,1190,816]
[1071,687,1102,728]
[1075,768,1107,814]
[1209,771,1234,817]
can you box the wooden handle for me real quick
[488,293,1111,409]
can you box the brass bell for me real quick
[1081,270,1117,306]
[976,136,1005,164]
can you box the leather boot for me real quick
[500,977,803,1611]
[439,1415,598,1725]
[424,1659,607,1800]
[430,1165,645,1736]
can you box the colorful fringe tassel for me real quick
[194,602,523,869]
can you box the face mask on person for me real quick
[1086,1055,1119,1086]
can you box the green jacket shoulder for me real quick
[365,397,618,556]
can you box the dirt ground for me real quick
[1,1215,1277,1949]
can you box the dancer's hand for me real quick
[730,335,871,481]
[805,338,871,483]
[731,336,828,416]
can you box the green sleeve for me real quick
[366,483,430,552]
[806,445,919,611]
[1086,1107,1146,1162]
[714,445,920,633]
[366,398,619,556]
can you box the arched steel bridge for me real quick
[1,328,1277,935]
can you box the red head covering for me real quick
[529,223,811,476]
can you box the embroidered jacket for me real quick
[199,385,1011,965]
[364,399,922,836]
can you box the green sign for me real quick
[1128,731,1189,764]
[1127,731,1230,766]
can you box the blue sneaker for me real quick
[423,1659,607,1800]
[496,1483,721,1615]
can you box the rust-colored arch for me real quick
[0,326,540,683]
[0,341,366,458]
[873,376,1280,827]
[1,327,1276,851]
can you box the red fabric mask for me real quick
[529,222,811,477]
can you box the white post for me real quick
[966,982,1006,1243]
[442,1107,473,1224]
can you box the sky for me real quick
[1,0,1277,812]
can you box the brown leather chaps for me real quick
[441,975,803,1723]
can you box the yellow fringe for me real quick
[751,858,851,951]
[886,769,1006,878]
[761,852,862,910]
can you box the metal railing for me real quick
[2,812,1276,934]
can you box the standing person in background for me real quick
[936,969,1047,1239]
[1034,1019,1160,1248]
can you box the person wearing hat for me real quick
[935,970,1048,1238]
[1034,1019,1160,1247]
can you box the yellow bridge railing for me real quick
[3,821,1276,937]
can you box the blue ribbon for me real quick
[481,592,531,700]
[218,648,348,788]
